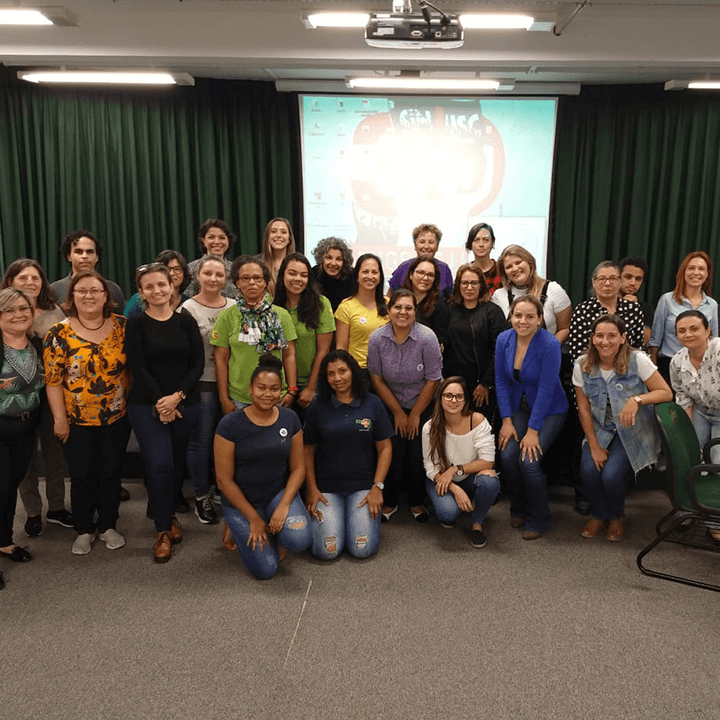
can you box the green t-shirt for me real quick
[210,304,297,404]
[287,295,336,386]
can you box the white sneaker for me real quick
[72,533,95,555]
[99,529,126,550]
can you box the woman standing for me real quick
[0,289,44,588]
[495,296,568,538]
[492,245,572,343]
[466,223,502,294]
[650,251,718,381]
[335,254,389,370]
[124,250,191,316]
[185,219,238,298]
[443,263,506,413]
[215,354,311,580]
[211,256,297,413]
[44,271,131,556]
[304,350,393,560]
[274,253,335,415]
[260,217,296,298]
[670,310,720,464]
[367,289,442,522]
[180,256,235,524]
[422,377,500,548]
[125,263,204,562]
[575,315,672,541]
[311,237,355,311]
[1,259,72,537]
[401,255,449,347]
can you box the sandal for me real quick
[222,522,237,551]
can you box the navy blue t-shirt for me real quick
[216,407,301,507]
[303,394,394,494]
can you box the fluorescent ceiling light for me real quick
[0,9,52,25]
[688,81,720,89]
[458,14,534,30]
[18,71,194,86]
[304,13,370,29]
[346,77,500,91]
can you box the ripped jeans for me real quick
[310,490,381,561]
[223,490,311,580]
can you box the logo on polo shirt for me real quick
[355,418,373,431]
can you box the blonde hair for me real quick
[497,245,546,297]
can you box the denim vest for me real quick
[580,352,661,473]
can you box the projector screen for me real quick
[299,95,558,279]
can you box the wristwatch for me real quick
[374,482,385,490]
[455,465,464,476]
[633,395,643,406]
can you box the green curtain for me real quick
[550,84,720,305]
[0,72,301,295]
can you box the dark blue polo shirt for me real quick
[303,394,394,494]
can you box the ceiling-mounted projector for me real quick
[365,0,463,48]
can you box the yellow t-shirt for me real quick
[334,296,389,368]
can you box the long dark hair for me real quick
[274,253,323,330]
[402,255,440,318]
[352,253,388,317]
[427,377,472,473]
[0,258,56,310]
[316,349,369,402]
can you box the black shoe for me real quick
[175,495,190,513]
[471,528,487,548]
[194,496,219,525]
[25,515,42,538]
[46,509,74,528]
[0,546,33,562]
[119,486,130,502]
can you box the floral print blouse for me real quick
[43,315,129,426]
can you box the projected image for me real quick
[301,95,557,276]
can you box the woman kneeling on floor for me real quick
[574,314,672,542]
[215,354,311,579]
[422,377,500,548]
[304,350,393,560]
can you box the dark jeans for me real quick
[62,416,130,535]
[0,414,39,546]
[580,435,631,521]
[129,402,202,532]
[385,405,432,509]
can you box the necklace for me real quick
[76,316,106,331]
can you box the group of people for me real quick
[1,216,718,587]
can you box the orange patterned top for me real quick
[43,315,129,426]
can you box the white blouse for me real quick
[670,336,720,412]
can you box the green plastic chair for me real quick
[637,402,720,591]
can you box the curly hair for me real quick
[412,224,442,243]
[196,218,236,254]
[59,230,101,263]
[312,237,354,281]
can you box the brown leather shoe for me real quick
[222,522,237,552]
[169,516,182,545]
[580,518,606,539]
[510,516,525,528]
[606,518,626,542]
[522,530,542,540]
[153,532,173,563]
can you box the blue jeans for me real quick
[692,404,720,464]
[310,490,381,560]
[185,389,220,497]
[499,411,566,533]
[223,490,311,580]
[426,473,500,526]
[580,435,631,522]
[129,402,202,532]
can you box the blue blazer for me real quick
[494,327,568,431]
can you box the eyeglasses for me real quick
[593,275,620,284]
[73,288,106,297]
[460,280,480,288]
[238,275,265,284]
[167,266,184,275]
[3,305,33,317]
[413,270,435,279]
[441,393,465,402]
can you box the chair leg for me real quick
[638,513,720,592]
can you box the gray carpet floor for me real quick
[3,481,719,720]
